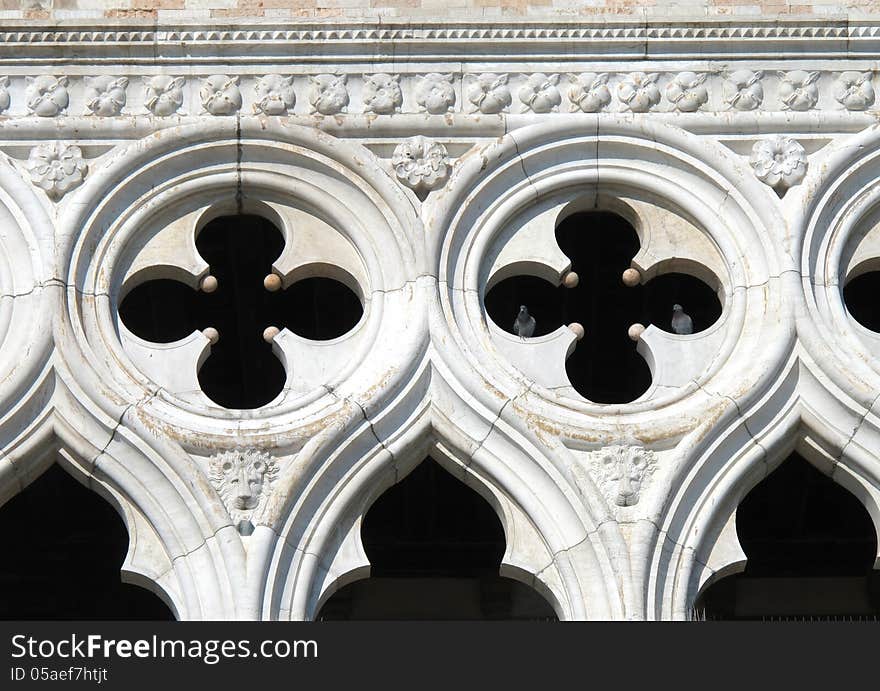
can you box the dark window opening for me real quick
[844,272,880,332]
[119,213,363,409]
[695,454,880,620]
[484,211,721,403]
[0,463,175,620]
[317,459,558,620]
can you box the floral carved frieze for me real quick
[0,70,877,117]
[208,449,279,534]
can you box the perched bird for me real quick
[513,305,536,340]
[671,304,694,335]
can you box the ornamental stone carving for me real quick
[779,70,820,111]
[200,74,242,115]
[722,69,764,111]
[209,449,278,534]
[618,72,661,113]
[26,142,87,200]
[665,71,708,112]
[589,445,656,508]
[308,73,349,115]
[254,74,296,115]
[567,72,611,113]
[25,75,68,117]
[833,71,874,111]
[749,135,808,194]
[518,73,562,113]
[143,75,185,116]
[363,73,402,114]
[467,73,511,114]
[391,136,450,195]
[0,76,9,113]
[415,73,456,114]
[84,75,128,116]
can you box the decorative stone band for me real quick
[0,70,879,118]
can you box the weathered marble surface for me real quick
[0,18,879,620]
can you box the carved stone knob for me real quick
[569,322,585,340]
[263,326,280,343]
[200,275,218,293]
[562,271,579,288]
[263,273,282,292]
[203,327,220,344]
[622,268,641,287]
[628,323,645,342]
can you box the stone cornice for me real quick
[2,18,880,64]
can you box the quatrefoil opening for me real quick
[484,204,723,404]
[118,207,365,410]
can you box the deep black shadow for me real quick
[317,459,558,620]
[119,213,363,409]
[695,453,880,620]
[0,463,175,620]
[484,211,721,403]
[844,272,880,332]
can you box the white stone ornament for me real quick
[467,73,511,114]
[567,73,611,113]
[749,135,808,194]
[618,72,661,113]
[26,142,87,200]
[84,75,128,116]
[833,71,874,111]
[254,74,296,115]
[209,449,278,534]
[518,73,562,113]
[415,73,456,114]
[392,136,450,195]
[0,76,10,113]
[666,71,708,112]
[363,73,402,115]
[778,70,820,111]
[25,75,69,117]
[722,69,764,111]
[308,74,349,115]
[200,75,242,115]
[590,445,656,508]
[143,75,185,116]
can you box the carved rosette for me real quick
[208,449,279,533]
[833,71,874,111]
[567,72,611,113]
[0,76,10,114]
[590,445,656,508]
[779,70,820,111]
[722,69,764,111]
[749,135,808,194]
[254,74,296,115]
[518,73,562,113]
[467,73,512,114]
[26,142,87,200]
[84,75,128,116]
[143,75,185,116]
[618,72,661,113]
[200,74,242,115]
[391,136,450,195]
[363,73,402,115]
[415,73,456,114]
[26,75,69,117]
[665,71,708,112]
[308,73,349,115]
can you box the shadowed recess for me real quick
[317,459,558,620]
[695,454,880,620]
[844,272,880,332]
[0,464,174,620]
[119,213,363,409]
[484,211,721,403]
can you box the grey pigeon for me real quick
[513,305,536,340]
[671,304,693,335]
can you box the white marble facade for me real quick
[1,18,880,619]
